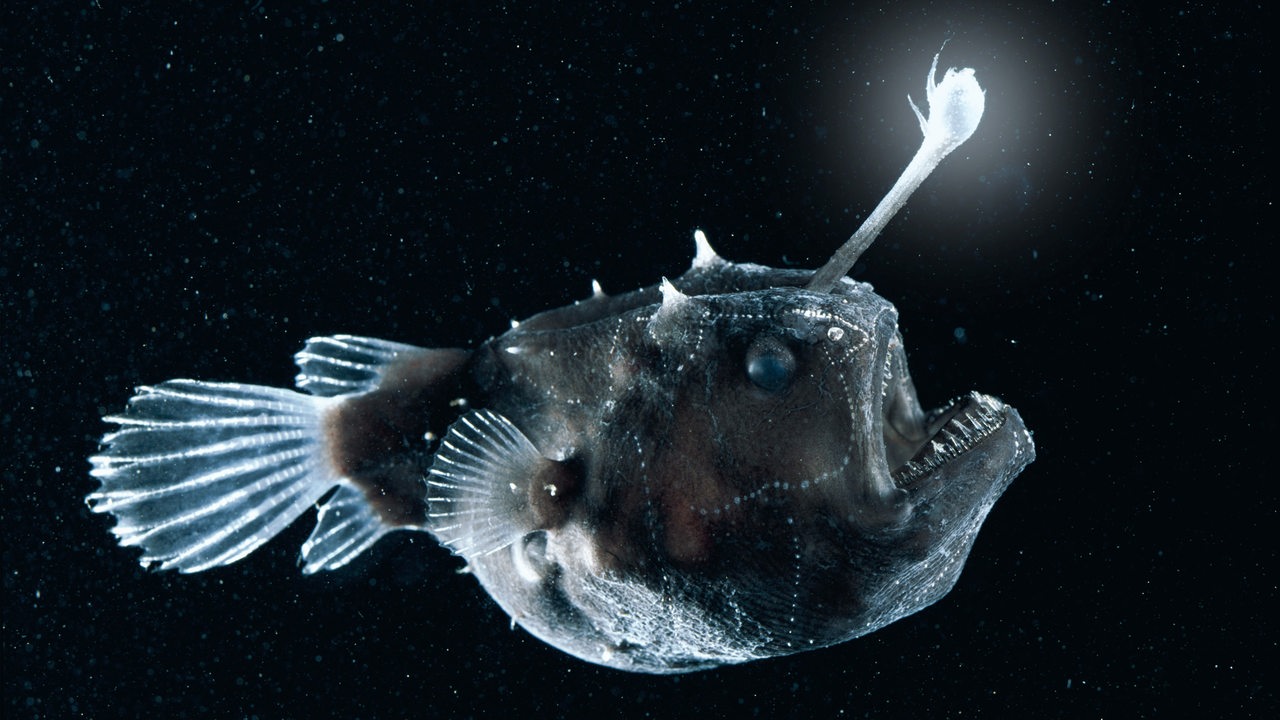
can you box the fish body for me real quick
[88,247,1033,673]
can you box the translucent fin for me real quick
[87,380,346,573]
[300,485,391,574]
[426,409,544,557]
[293,334,426,397]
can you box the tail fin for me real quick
[88,335,454,574]
[87,380,345,573]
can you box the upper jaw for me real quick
[880,335,929,472]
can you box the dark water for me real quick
[5,2,1271,717]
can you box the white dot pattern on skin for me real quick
[680,304,871,519]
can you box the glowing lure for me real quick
[807,52,986,292]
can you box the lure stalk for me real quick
[807,52,986,293]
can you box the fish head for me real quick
[454,277,1034,673]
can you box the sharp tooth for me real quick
[940,428,959,448]
[891,394,1009,488]
[880,352,892,402]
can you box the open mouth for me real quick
[889,393,1007,486]
[878,340,1008,488]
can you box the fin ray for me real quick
[300,485,391,573]
[426,410,545,557]
[294,334,426,396]
[87,380,369,573]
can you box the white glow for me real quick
[910,54,986,159]
[807,52,986,293]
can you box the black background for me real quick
[4,1,1272,718]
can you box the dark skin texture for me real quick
[326,348,470,526]
[327,256,1032,672]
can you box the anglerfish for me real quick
[86,53,1033,673]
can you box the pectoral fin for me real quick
[426,410,578,558]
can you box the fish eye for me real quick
[745,335,796,393]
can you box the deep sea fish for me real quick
[86,54,1034,673]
